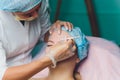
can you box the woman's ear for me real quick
[76,58,80,63]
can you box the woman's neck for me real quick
[46,71,74,80]
[45,63,75,80]
[42,55,77,80]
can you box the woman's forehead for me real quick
[48,30,71,43]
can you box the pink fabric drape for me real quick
[32,37,120,80]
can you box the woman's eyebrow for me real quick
[47,40,54,46]
[47,40,54,43]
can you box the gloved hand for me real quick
[49,20,73,34]
[46,39,76,62]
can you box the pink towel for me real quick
[78,36,120,80]
[32,36,120,80]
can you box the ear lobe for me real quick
[76,58,80,63]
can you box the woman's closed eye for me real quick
[47,40,54,47]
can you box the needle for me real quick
[66,36,80,40]
[60,36,80,41]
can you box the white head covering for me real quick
[0,0,42,12]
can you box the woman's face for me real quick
[47,30,73,46]
[45,30,80,67]
[13,3,41,21]
[45,30,77,58]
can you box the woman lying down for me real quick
[30,27,120,80]
[30,27,89,80]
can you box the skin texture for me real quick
[3,56,52,80]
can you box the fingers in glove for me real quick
[71,45,76,52]
[66,22,73,31]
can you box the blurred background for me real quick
[49,0,120,46]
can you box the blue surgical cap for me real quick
[0,0,42,12]
[62,27,89,61]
